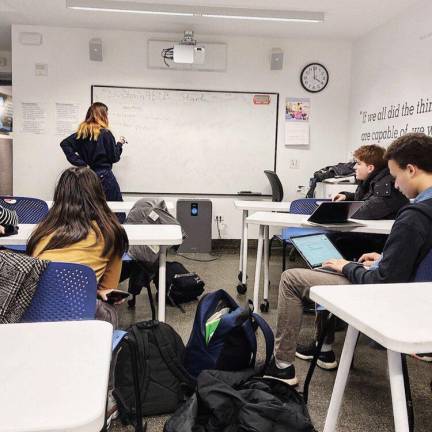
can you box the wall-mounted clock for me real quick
[300,63,329,93]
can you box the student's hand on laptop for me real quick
[358,252,381,267]
[333,194,347,202]
[322,258,350,273]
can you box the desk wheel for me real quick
[260,299,269,313]
[237,283,247,294]
[238,271,248,282]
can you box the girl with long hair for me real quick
[60,102,126,204]
[27,167,129,311]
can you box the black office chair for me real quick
[264,170,283,202]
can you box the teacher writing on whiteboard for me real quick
[60,102,126,203]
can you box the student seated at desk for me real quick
[0,204,18,235]
[26,167,129,326]
[330,144,408,260]
[265,133,432,386]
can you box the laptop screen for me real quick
[291,234,343,268]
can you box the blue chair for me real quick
[279,198,330,271]
[20,261,144,432]
[0,196,48,223]
[0,196,49,253]
[21,262,97,322]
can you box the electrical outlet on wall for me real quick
[289,159,299,169]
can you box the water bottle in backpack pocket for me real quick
[184,289,274,378]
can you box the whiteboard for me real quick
[92,86,278,195]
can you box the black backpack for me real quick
[154,261,205,311]
[164,369,316,432]
[113,318,196,426]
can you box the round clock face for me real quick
[300,63,329,93]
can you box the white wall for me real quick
[12,24,352,238]
[348,0,432,153]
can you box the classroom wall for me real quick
[12,24,352,238]
[348,0,432,153]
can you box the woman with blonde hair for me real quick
[60,102,126,203]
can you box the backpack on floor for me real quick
[184,289,274,378]
[154,261,205,311]
[113,318,196,425]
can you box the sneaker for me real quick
[263,358,299,386]
[295,342,338,370]
[106,391,119,428]
[412,352,432,362]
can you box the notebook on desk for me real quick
[303,201,365,228]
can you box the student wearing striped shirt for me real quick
[0,204,18,234]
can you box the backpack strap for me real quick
[152,324,196,391]
[252,313,275,369]
[131,325,152,402]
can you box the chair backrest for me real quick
[0,196,49,223]
[414,249,432,282]
[264,170,283,202]
[289,198,331,215]
[21,262,97,322]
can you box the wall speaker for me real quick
[270,48,284,70]
[89,38,103,62]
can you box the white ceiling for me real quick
[0,0,422,50]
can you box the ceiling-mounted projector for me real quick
[161,31,205,66]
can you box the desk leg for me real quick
[323,325,359,432]
[263,225,269,301]
[158,246,167,322]
[241,215,248,285]
[388,350,409,432]
[253,225,264,311]
[239,210,247,279]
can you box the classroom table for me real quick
[46,200,174,213]
[0,320,113,432]
[0,224,183,322]
[310,282,432,432]
[233,200,291,293]
[245,211,394,311]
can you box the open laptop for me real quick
[290,233,348,274]
[304,201,365,227]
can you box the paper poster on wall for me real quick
[21,102,47,135]
[285,97,310,146]
[0,93,13,134]
[55,102,81,136]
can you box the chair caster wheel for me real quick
[237,283,247,294]
[260,300,269,313]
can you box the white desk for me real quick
[246,211,394,311]
[46,200,174,213]
[310,283,432,432]
[0,320,113,432]
[234,200,291,293]
[0,224,183,322]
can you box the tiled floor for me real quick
[112,249,432,432]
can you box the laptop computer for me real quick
[290,233,348,274]
[304,201,365,227]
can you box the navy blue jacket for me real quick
[60,129,122,171]
[343,198,432,284]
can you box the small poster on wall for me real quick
[0,92,13,135]
[285,97,310,146]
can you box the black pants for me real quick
[94,168,126,223]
